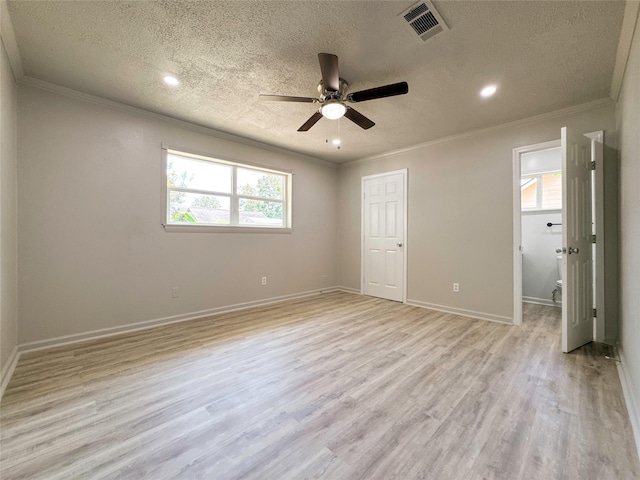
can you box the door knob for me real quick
[568,247,579,254]
[397,243,403,247]
[556,248,566,254]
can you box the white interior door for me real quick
[362,170,406,302]
[561,127,593,353]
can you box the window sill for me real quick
[163,224,292,234]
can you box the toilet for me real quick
[552,254,562,302]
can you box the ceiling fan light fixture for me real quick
[321,101,347,120]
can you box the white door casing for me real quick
[561,127,593,353]
[361,170,407,302]
[584,130,604,343]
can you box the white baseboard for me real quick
[615,346,640,462]
[406,299,513,325]
[523,296,561,307]
[1,346,20,400]
[18,288,331,354]
[604,336,617,346]
[334,286,360,295]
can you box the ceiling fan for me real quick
[259,53,409,132]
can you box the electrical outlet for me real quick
[453,283,460,293]
[172,287,179,298]
[321,275,329,284]
[261,276,267,286]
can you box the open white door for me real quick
[362,170,406,302]
[561,127,593,353]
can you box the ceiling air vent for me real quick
[400,1,449,43]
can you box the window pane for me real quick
[167,154,231,193]
[521,178,538,209]
[541,172,562,209]
[169,191,230,224]
[237,168,284,200]
[239,199,284,226]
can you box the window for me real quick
[521,171,562,211]
[162,148,292,232]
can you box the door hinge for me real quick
[592,234,596,243]
[590,161,596,170]
[593,308,597,318]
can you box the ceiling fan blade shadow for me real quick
[297,111,323,131]
[259,95,317,103]
[348,82,408,103]
[318,53,340,92]
[344,107,375,130]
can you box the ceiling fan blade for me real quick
[297,111,323,131]
[259,94,317,103]
[344,107,375,130]
[318,53,340,92]
[348,81,409,103]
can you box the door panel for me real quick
[561,127,593,353]
[362,171,406,302]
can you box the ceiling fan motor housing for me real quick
[317,78,349,98]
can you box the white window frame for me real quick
[161,145,293,233]
[520,169,562,212]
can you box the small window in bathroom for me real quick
[541,172,562,209]
[521,177,538,209]
[521,171,562,211]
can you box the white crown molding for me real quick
[610,0,640,102]
[0,0,24,80]
[340,97,615,169]
[19,75,336,169]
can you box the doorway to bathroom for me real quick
[512,129,605,353]
[519,142,563,308]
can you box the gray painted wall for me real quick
[337,102,617,324]
[616,6,640,442]
[0,40,18,378]
[17,86,338,344]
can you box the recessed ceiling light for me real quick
[332,139,341,146]
[163,75,180,86]
[480,85,497,98]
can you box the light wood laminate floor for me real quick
[1,292,639,479]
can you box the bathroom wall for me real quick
[522,212,562,305]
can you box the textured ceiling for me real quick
[6,1,625,163]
